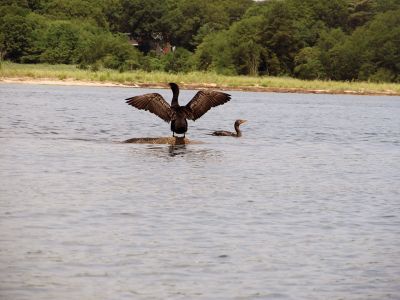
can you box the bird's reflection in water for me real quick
[168,144,187,157]
[134,144,222,162]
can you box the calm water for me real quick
[1,83,399,300]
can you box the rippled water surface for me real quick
[1,83,400,299]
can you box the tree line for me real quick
[1,0,399,82]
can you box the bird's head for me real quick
[168,83,179,97]
[235,119,247,126]
[169,82,178,89]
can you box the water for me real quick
[1,83,399,299]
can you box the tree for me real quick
[163,0,252,50]
[0,14,35,61]
[314,28,347,79]
[39,21,80,63]
[163,47,193,73]
[193,30,236,75]
[42,0,107,27]
[306,0,349,29]
[118,0,167,45]
[0,32,5,60]
[294,47,326,79]
[357,9,400,81]
[75,29,143,70]
[229,16,264,75]
[1,0,399,82]
[348,0,377,29]
[258,1,302,74]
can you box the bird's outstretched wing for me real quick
[125,93,174,122]
[185,90,231,121]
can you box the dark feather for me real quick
[212,130,235,136]
[125,93,174,122]
[185,90,231,121]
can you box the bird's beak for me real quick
[241,120,247,124]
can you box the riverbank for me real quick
[1,62,399,96]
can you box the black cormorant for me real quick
[212,119,247,137]
[125,83,231,137]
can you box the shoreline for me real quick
[1,77,399,96]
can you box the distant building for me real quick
[122,33,139,47]
[128,37,139,47]
[124,32,173,55]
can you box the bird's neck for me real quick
[235,124,242,137]
[170,84,179,107]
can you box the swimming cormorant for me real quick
[212,119,247,137]
[125,83,231,137]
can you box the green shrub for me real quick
[369,68,397,83]
[90,62,100,72]
[40,21,80,64]
[163,47,193,73]
[294,47,326,80]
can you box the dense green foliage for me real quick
[1,0,399,82]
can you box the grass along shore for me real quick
[1,62,399,95]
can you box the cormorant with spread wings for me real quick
[125,83,231,137]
